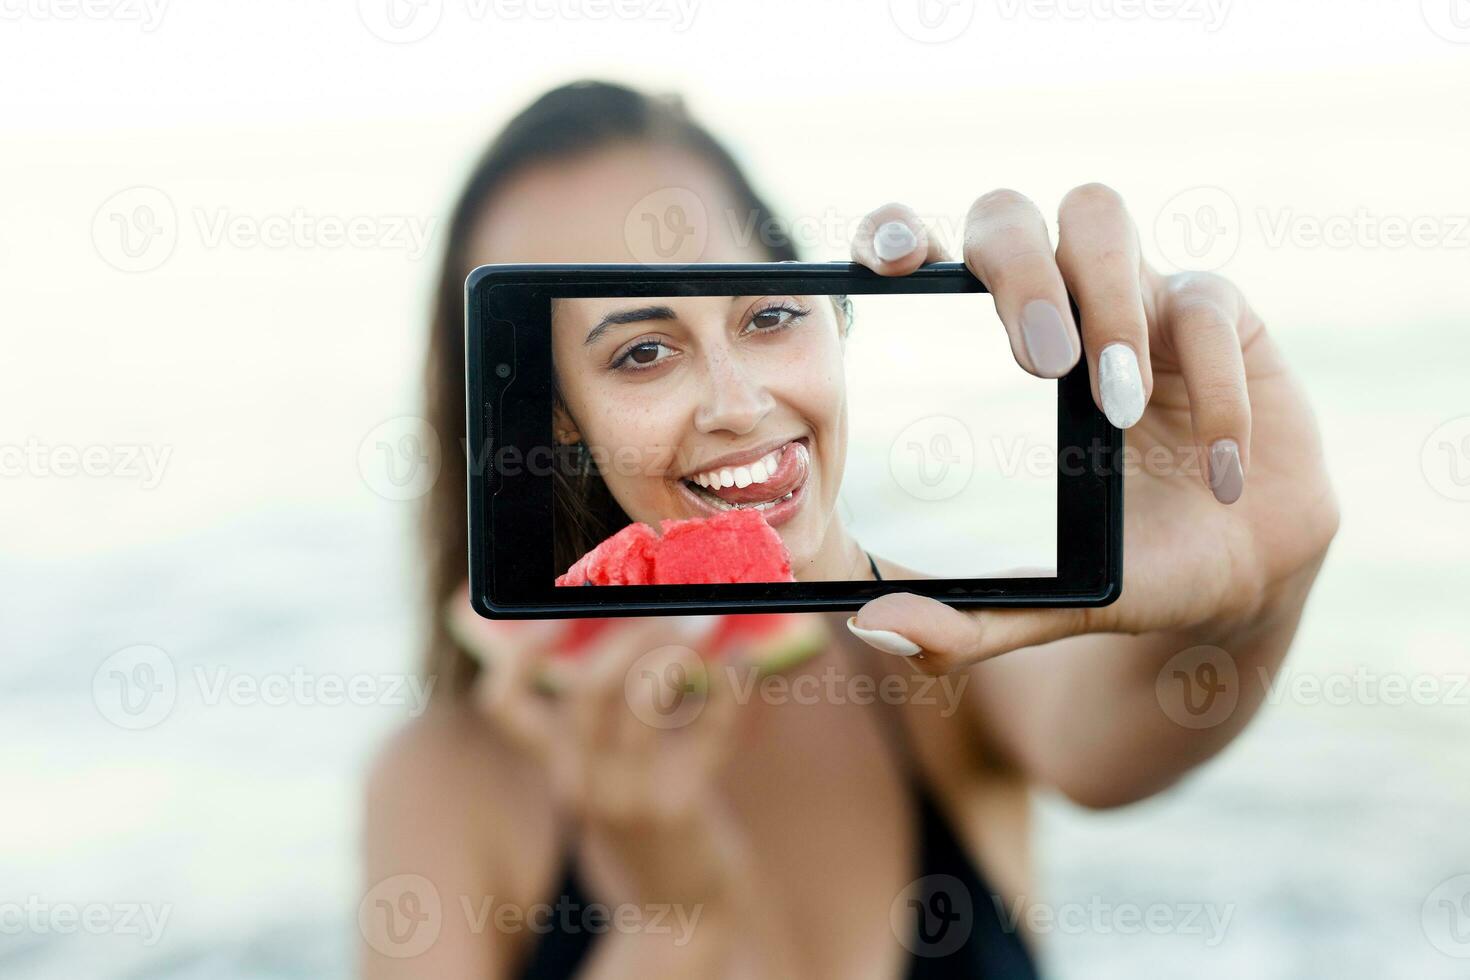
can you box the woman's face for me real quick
[469,143,851,576]
[551,294,847,573]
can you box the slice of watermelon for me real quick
[556,509,793,587]
[520,611,828,691]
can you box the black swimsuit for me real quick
[517,551,1040,979]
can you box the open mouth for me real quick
[676,438,811,527]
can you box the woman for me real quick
[549,291,891,584]
[363,80,1339,978]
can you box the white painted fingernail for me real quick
[873,221,917,262]
[846,616,922,657]
[1098,343,1146,429]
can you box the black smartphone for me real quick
[465,261,1122,619]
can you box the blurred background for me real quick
[3,1,1469,976]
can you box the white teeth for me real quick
[688,443,797,491]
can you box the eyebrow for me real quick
[584,305,679,346]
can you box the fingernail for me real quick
[1020,300,1076,377]
[1208,439,1244,504]
[846,616,922,657]
[1098,343,1146,429]
[873,221,917,262]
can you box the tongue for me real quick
[704,441,808,504]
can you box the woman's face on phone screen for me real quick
[469,143,850,575]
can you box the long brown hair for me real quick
[422,80,799,697]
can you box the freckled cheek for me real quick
[585,396,685,514]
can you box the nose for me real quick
[692,347,774,436]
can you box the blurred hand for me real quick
[448,598,749,908]
[846,188,1339,670]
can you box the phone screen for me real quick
[548,291,1057,586]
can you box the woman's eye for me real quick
[746,304,808,333]
[613,340,673,370]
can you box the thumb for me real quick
[846,592,1099,674]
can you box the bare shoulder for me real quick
[363,699,562,907]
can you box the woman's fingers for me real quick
[444,586,565,753]
[847,591,1101,674]
[961,189,1082,378]
[851,203,951,275]
[1055,183,1154,428]
[1156,274,1253,503]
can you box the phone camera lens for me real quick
[495,363,512,379]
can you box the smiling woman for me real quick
[549,292,870,582]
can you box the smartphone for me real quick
[465,261,1121,619]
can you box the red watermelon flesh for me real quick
[556,509,792,587]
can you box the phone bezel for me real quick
[466,261,1122,619]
